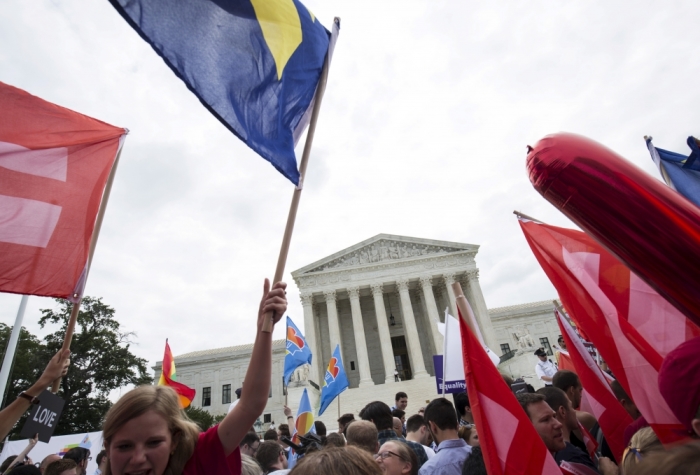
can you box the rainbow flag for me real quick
[158,340,196,408]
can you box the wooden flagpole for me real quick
[451,282,477,336]
[51,138,126,392]
[512,210,542,223]
[262,24,336,333]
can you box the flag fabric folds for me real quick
[0,82,126,301]
[158,340,196,408]
[519,218,699,443]
[318,344,349,415]
[459,309,561,474]
[284,316,313,386]
[647,136,700,208]
[288,388,315,468]
[108,0,338,186]
[556,308,632,462]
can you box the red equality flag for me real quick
[555,307,632,461]
[459,312,561,474]
[0,83,126,301]
[519,218,698,443]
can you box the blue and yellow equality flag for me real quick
[647,136,700,208]
[284,316,313,385]
[288,387,315,469]
[318,344,349,415]
[108,0,339,186]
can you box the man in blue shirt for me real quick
[418,398,471,475]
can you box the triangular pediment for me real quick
[292,234,479,276]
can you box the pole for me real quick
[512,210,542,223]
[51,137,126,392]
[261,25,336,332]
[451,282,479,339]
[0,295,29,402]
[337,393,340,420]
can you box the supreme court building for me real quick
[158,234,561,428]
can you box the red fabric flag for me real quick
[158,340,196,408]
[459,312,561,474]
[556,349,576,373]
[556,308,632,461]
[519,218,698,444]
[0,82,126,301]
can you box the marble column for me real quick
[463,269,499,351]
[371,283,397,383]
[324,290,342,354]
[396,278,428,378]
[348,287,374,387]
[444,272,457,316]
[300,292,320,386]
[419,276,444,354]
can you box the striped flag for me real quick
[158,340,196,408]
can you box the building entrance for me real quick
[391,336,412,381]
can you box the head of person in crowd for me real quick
[263,429,278,441]
[395,392,408,411]
[102,385,201,475]
[7,465,41,475]
[537,386,578,441]
[393,417,405,438]
[240,454,263,475]
[337,413,355,434]
[289,446,383,475]
[534,347,548,361]
[458,425,479,447]
[516,392,565,453]
[658,335,700,437]
[235,387,243,400]
[1,457,19,474]
[417,407,425,417]
[360,401,394,431]
[255,440,287,473]
[324,432,346,448]
[552,370,583,410]
[63,448,90,475]
[621,427,662,474]
[44,459,78,475]
[39,455,61,475]
[95,451,107,475]
[392,409,406,425]
[405,415,431,446]
[610,379,641,420]
[346,420,379,454]
[633,440,700,475]
[557,336,567,350]
[423,397,460,445]
[240,431,262,457]
[375,441,418,475]
[313,420,327,436]
[461,446,486,475]
[454,392,473,425]
[277,423,291,440]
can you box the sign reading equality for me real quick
[20,390,66,443]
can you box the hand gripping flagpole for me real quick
[51,137,127,392]
[262,19,338,333]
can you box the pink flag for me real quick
[0,82,126,301]
[556,308,633,461]
[520,218,697,444]
[459,311,561,474]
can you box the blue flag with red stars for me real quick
[319,344,349,415]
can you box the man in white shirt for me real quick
[535,348,557,386]
[405,414,435,459]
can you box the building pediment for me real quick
[292,234,478,276]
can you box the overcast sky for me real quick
[1,0,699,373]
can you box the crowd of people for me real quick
[1,280,699,475]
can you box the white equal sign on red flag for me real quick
[0,82,126,300]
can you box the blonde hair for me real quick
[290,446,382,475]
[240,454,263,475]
[102,385,201,475]
[621,427,662,474]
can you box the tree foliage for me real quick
[184,405,216,431]
[0,297,152,438]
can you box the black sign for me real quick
[20,390,65,443]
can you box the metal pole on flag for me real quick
[442,308,448,398]
[262,20,337,333]
[51,138,127,392]
[0,295,29,403]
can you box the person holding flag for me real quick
[284,317,313,386]
[158,339,196,408]
[318,345,349,416]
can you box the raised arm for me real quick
[218,279,287,455]
[0,349,70,440]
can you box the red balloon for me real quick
[527,133,700,330]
